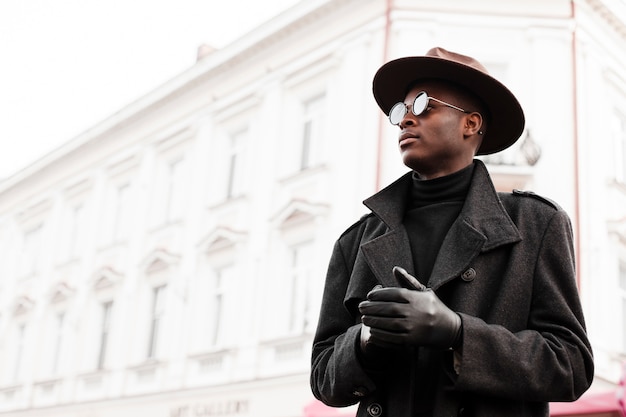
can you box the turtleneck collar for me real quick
[408,162,475,209]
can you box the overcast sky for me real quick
[0,0,299,179]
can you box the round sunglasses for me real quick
[388,91,470,125]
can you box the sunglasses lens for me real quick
[413,92,428,116]
[389,102,407,125]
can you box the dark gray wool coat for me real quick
[310,160,594,417]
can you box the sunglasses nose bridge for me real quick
[390,102,417,126]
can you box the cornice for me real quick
[0,0,354,195]
[582,0,626,39]
[192,0,353,80]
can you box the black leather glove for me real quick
[358,267,462,350]
[359,285,381,356]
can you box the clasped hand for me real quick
[358,267,461,350]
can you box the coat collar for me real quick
[361,160,521,289]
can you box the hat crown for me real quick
[372,47,525,155]
[425,47,490,76]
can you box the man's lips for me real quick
[399,132,419,146]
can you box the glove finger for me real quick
[365,284,384,299]
[393,266,427,291]
[359,300,406,317]
[366,287,412,302]
[368,327,407,345]
[362,315,409,332]
[367,335,403,350]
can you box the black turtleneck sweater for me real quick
[403,163,475,286]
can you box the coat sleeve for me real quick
[310,238,379,407]
[453,209,594,401]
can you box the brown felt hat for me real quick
[372,47,525,155]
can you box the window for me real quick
[12,324,26,382]
[38,311,66,378]
[611,109,626,183]
[152,157,187,224]
[96,301,113,369]
[209,270,224,346]
[19,225,43,277]
[51,312,65,374]
[113,183,132,240]
[207,266,235,347]
[225,130,247,198]
[59,203,85,261]
[147,285,167,359]
[262,240,316,337]
[164,158,186,221]
[68,204,85,258]
[101,182,132,244]
[286,242,315,334]
[299,95,326,170]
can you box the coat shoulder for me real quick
[338,212,376,239]
[500,189,562,212]
[497,189,571,230]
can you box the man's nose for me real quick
[399,110,418,128]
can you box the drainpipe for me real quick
[375,0,393,191]
[570,0,582,289]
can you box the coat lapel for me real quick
[361,228,414,288]
[428,161,522,290]
[361,161,522,291]
[361,173,415,287]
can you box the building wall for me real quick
[0,0,625,416]
[572,0,626,386]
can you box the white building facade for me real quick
[1,1,626,416]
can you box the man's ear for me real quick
[463,112,483,137]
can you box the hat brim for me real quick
[373,56,525,155]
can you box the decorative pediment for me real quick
[140,248,180,274]
[271,199,329,229]
[480,130,541,168]
[608,217,626,244]
[92,266,123,291]
[519,130,541,167]
[197,227,247,254]
[49,281,75,304]
[13,295,35,316]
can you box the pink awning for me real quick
[303,400,355,417]
[304,390,626,417]
[550,391,625,417]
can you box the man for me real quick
[310,47,594,417]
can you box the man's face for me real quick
[395,81,475,179]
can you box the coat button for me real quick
[366,403,382,417]
[461,268,476,282]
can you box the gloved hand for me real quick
[359,285,382,356]
[358,266,462,350]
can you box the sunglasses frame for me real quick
[388,91,470,125]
